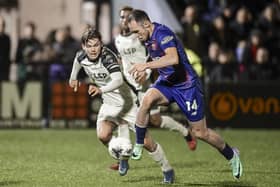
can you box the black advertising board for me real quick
[207,82,280,128]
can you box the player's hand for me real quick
[134,71,147,85]
[88,85,102,97]
[69,80,80,92]
[129,63,148,75]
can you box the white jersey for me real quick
[115,33,149,91]
[72,47,136,107]
[115,34,160,115]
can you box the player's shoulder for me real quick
[101,47,121,73]
[153,23,175,45]
[115,34,122,42]
[101,46,120,73]
[101,46,119,64]
[75,50,87,63]
[154,23,174,37]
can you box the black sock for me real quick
[220,143,234,160]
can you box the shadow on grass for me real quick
[0,181,25,186]
[172,161,212,169]
[171,181,255,187]
[244,170,280,175]
[132,164,160,170]
[123,176,255,187]
[132,160,211,170]
[123,175,162,183]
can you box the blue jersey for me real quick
[145,22,198,87]
[146,23,204,122]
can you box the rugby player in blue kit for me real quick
[127,9,243,180]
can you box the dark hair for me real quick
[81,27,102,44]
[128,9,150,24]
[119,6,133,15]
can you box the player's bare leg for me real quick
[97,120,129,172]
[189,117,243,179]
[97,121,116,169]
[109,124,130,172]
[97,121,129,176]
[96,120,115,146]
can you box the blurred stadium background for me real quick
[0,0,280,186]
[0,0,279,128]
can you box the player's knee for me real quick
[97,133,112,145]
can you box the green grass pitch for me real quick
[0,129,280,187]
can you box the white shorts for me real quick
[96,103,137,133]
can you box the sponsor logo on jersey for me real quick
[161,36,173,45]
[123,48,136,55]
[92,73,107,80]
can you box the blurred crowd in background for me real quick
[0,0,280,84]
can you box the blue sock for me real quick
[220,143,234,160]
[135,124,146,144]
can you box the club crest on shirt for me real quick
[161,36,173,45]
[151,40,158,50]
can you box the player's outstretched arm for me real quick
[69,80,80,92]
[69,58,82,92]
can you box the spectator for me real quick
[235,40,249,81]
[181,4,209,56]
[0,16,11,81]
[15,21,42,81]
[209,49,238,82]
[49,26,80,82]
[220,4,235,24]
[203,42,220,80]
[242,29,264,64]
[229,7,253,46]
[209,15,234,49]
[235,40,247,64]
[202,0,223,22]
[40,29,57,62]
[255,4,280,63]
[248,47,278,80]
[64,25,78,45]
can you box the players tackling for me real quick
[115,6,196,150]
[69,27,175,183]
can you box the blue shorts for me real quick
[152,79,204,122]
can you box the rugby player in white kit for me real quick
[115,6,197,150]
[69,27,175,183]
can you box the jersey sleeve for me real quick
[102,47,121,73]
[99,71,123,93]
[69,52,83,80]
[157,29,177,51]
